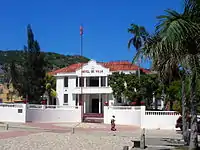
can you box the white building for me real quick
[51,60,150,115]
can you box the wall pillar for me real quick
[140,106,146,128]
[99,94,101,114]
[83,94,86,113]
[76,94,79,106]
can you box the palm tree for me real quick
[132,2,200,148]
[44,74,57,105]
[128,24,149,84]
[128,24,149,50]
[148,10,200,150]
[156,8,200,149]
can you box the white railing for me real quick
[27,104,43,109]
[145,111,180,116]
[55,105,79,109]
[108,106,141,110]
[27,104,79,110]
[0,104,23,108]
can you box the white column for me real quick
[77,94,79,106]
[84,77,86,87]
[161,100,164,110]
[153,92,156,109]
[99,94,101,114]
[99,77,101,87]
[105,76,108,87]
[47,98,49,105]
[84,94,86,113]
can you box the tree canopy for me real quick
[109,72,161,107]
[11,25,46,103]
[128,0,200,148]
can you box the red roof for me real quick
[49,61,150,75]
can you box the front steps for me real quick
[83,113,103,123]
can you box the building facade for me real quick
[51,60,149,114]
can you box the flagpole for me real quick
[80,25,84,120]
[80,25,83,57]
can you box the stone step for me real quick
[83,117,103,123]
[83,113,103,118]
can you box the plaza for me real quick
[0,122,185,150]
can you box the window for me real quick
[64,94,68,104]
[101,77,106,87]
[86,77,99,87]
[75,94,78,106]
[117,97,122,103]
[73,94,78,106]
[64,77,68,87]
[79,77,84,87]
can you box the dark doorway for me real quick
[92,99,99,113]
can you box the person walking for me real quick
[111,115,116,131]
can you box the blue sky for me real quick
[0,0,183,68]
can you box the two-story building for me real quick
[50,60,150,115]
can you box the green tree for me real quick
[109,72,161,107]
[11,25,46,104]
[139,74,161,109]
[166,80,181,111]
[108,72,126,103]
[132,1,200,147]
[128,24,148,50]
[156,6,200,149]
[128,24,149,80]
[44,74,56,105]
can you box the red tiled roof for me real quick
[49,61,150,75]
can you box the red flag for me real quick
[80,25,83,35]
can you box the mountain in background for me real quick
[0,50,90,73]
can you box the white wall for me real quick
[0,104,180,129]
[26,105,82,123]
[104,106,180,130]
[0,104,82,123]
[104,106,142,126]
[142,111,180,129]
[0,104,27,123]
[64,76,76,106]
[56,77,64,105]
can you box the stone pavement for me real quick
[0,122,186,150]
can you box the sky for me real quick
[0,0,183,68]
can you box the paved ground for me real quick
[0,122,186,150]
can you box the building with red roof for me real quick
[52,60,150,116]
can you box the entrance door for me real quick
[92,99,99,113]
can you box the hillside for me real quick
[0,50,90,72]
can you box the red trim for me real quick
[49,61,151,75]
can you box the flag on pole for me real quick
[80,25,83,35]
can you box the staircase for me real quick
[83,113,104,123]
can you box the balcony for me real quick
[73,86,112,94]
